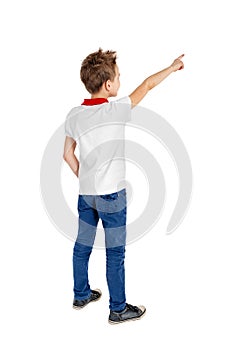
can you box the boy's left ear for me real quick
[105,80,112,91]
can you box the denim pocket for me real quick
[100,192,119,201]
[78,195,93,211]
[97,190,126,214]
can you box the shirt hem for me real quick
[79,183,126,195]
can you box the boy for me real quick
[63,48,184,324]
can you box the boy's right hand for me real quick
[170,54,185,72]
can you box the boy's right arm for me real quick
[129,54,184,108]
[63,136,79,177]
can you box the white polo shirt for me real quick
[65,96,131,195]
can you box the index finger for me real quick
[177,54,185,59]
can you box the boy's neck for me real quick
[91,92,110,99]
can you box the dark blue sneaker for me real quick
[73,289,102,309]
[108,303,146,324]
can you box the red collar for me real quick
[81,98,109,106]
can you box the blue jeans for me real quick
[73,188,127,311]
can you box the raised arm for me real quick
[129,54,184,107]
[63,136,79,177]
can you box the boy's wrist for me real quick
[169,65,175,73]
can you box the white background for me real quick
[1,0,233,348]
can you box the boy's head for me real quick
[80,48,120,97]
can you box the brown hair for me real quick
[80,48,117,94]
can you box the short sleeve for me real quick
[110,96,132,122]
[64,108,75,138]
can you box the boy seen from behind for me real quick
[63,48,184,324]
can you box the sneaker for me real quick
[73,289,102,309]
[108,303,146,324]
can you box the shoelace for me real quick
[125,303,139,312]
